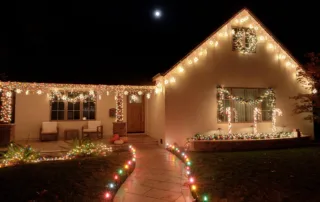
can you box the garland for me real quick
[50,90,96,103]
[233,27,257,54]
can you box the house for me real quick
[0,8,314,147]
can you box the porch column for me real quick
[115,91,124,122]
[0,89,12,123]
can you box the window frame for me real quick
[50,95,97,121]
[217,87,273,123]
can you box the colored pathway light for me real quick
[187,161,191,166]
[105,192,111,199]
[189,177,194,184]
[128,160,132,165]
[109,183,115,188]
[125,164,129,169]
[114,175,118,180]
[203,195,208,201]
[191,185,197,191]
[118,169,123,175]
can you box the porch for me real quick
[0,134,159,155]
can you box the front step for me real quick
[127,135,159,145]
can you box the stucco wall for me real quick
[14,94,122,140]
[146,90,165,146]
[164,32,313,146]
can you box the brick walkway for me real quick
[114,145,193,202]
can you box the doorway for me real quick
[127,94,145,133]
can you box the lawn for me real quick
[0,150,130,202]
[188,147,320,202]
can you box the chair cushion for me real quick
[114,139,124,145]
[42,122,57,133]
[88,121,101,129]
[83,128,97,133]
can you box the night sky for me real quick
[4,1,320,85]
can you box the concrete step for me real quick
[127,135,159,145]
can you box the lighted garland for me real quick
[166,143,209,202]
[115,92,124,122]
[189,131,295,141]
[50,90,96,103]
[0,89,12,123]
[232,27,257,54]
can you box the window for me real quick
[51,97,65,120]
[218,88,273,123]
[50,92,96,121]
[232,27,257,53]
[83,99,95,120]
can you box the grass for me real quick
[0,150,130,202]
[188,147,320,202]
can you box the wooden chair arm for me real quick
[97,125,103,132]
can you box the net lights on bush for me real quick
[190,131,295,141]
[166,143,208,201]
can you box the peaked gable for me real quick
[154,8,313,91]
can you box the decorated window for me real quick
[50,91,96,121]
[217,87,274,123]
[232,27,257,53]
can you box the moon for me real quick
[154,9,162,18]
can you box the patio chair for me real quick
[82,121,103,139]
[40,122,59,141]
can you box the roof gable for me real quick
[154,8,312,90]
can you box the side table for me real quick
[64,129,79,140]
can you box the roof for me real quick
[154,8,312,88]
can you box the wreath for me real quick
[233,27,257,54]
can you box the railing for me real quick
[0,124,14,146]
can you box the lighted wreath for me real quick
[233,27,257,54]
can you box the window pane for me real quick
[74,111,80,120]
[74,102,80,110]
[51,111,57,120]
[90,103,95,111]
[58,111,64,120]
[68,111,73,120]
[83,111,89,119]
[89,111,95,120]
[68,102,74,110]
[52,102,58,110]
[83,102,89,111]
[58,102,64,110]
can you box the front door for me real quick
[127,94,145,133]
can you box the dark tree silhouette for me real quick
[290,53,320,122]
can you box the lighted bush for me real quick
[67,139,112,157]
[1,142,40,166]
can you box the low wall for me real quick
[189,136,311,152]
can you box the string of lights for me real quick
[166,143,209,202]
[157,9,314,92]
